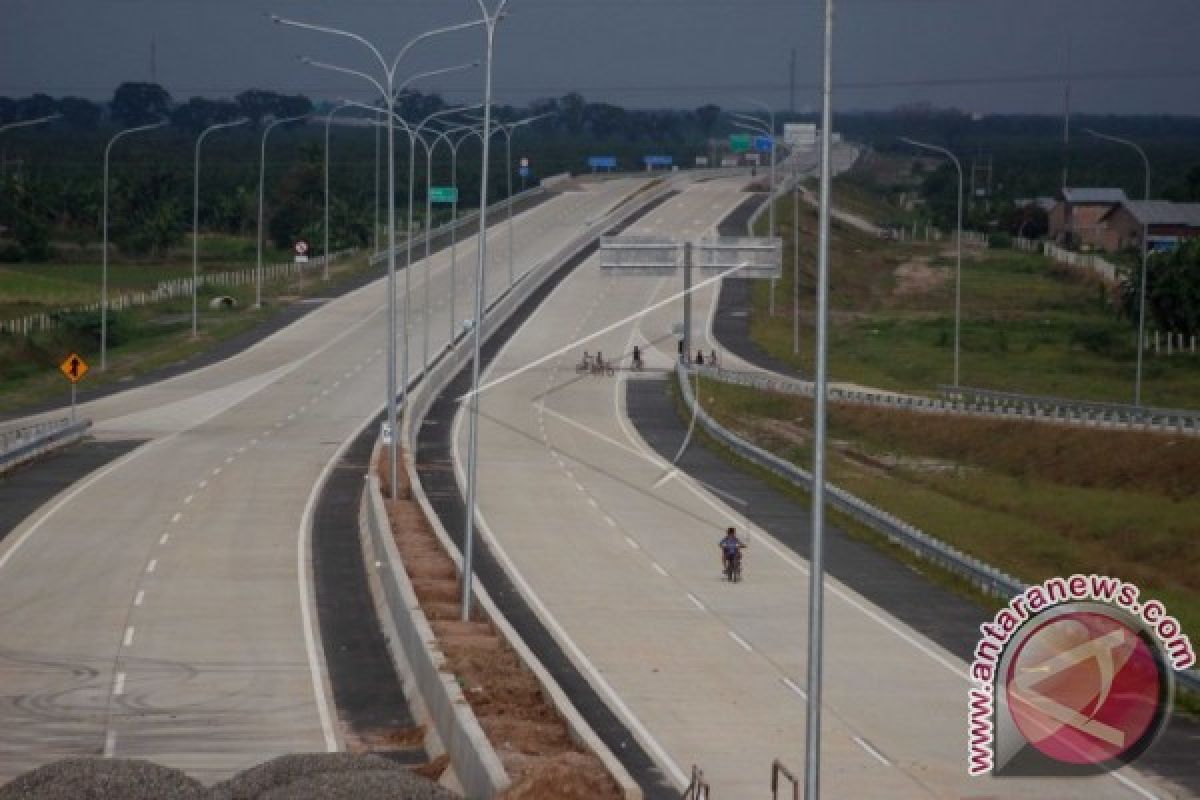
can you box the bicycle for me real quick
[723,551,743,583]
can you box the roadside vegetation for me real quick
[0,244,375,415]
[691,376,1200,676]
[753,162,1200,408]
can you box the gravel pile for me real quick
[0,758,205,800]
[2,754,458,800]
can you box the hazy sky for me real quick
[2,0,1199,114]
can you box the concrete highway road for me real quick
[0,177,645,784]
[453,174,1172,798]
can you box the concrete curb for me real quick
[362,466,510,799]
[389,182,682,800]
[0,418,92,476]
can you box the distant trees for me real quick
[1123,240,1200,337]
[234,90,313,125]
[170,97,242,132]
[110,82,172,126]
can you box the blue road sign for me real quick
[588,156,618,170]
[643,155,673,167]
[518,166,530,178]
[754,135,774,153]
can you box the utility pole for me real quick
[789,47,796,114]
[1061,34,1072,193]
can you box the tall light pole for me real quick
[901,136,963,387]
[793,181,800,355]
[447,125,485,341]
[102,118,166,371]
[1087,128,1151,407]
[497,113,553,288]
[408,100,482,372]
[275,13,485,500]
[807,1,836,796]
[257,113,308,308]
[733,102,777,314]
[462,0,510,622]
[193,117,249,338]
[323,102,352,282]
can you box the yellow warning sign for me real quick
[59,352,89,383]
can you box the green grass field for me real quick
[695,376,1200,652]
[755,191,1200,408]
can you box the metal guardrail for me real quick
[676,365,1200,694]
[770,759,799,800]
[941,385,1200,428]
[692,366,1200,437]
[1,417,92,474]
[681,765,710,799]
[367,185,547,268]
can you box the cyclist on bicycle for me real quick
[632,345,643,370]
[719,527,746,576]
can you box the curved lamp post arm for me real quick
[0,113,62,135]
[271,15,389,76]
[389,19,487,78]
[299,57,388,101]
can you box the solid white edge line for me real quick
[686,593,705,611]
[447,193,692,788]
[852,735,891,767]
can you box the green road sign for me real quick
[429,186,458,204]
[730,133,752,153]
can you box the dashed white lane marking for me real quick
[213,467,222,475]
[686,593,706,611]
[198,480,207,489]
[729,631,754,652]
[275,421,284,427]
[112,672,126,696]
[134,590,145,607]
[184,495,193,504]
[122,627,135,647]
[159,533,168,545]
[170,512,182,523]
[853,735,891,767]
[587,497,599,509]
[237,446,246,454]
[651,562,669,577]
[782,677,808,700]
[224,456,234,464]
[103,730,117,758]
[146,559,157,574]
[287,414,295,421]
[249,439,258,446]
[624,536,640,550]
[574,482,585,492]
[603,515,617,527]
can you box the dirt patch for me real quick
[892,257,948,297]
[381,451,624,800]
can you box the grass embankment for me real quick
[756,170,1200,408]
[0,241,375,414]
[694,376,1200,646]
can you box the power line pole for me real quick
[789,47,796,114]
[151,40,157,83]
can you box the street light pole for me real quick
[324,102,352,282]
[462,0,510,622]
[258,113,309,308]
[499,113,553,288]
[193,117,249,338]
[1087,128,1151,407]
[807,1,836,796]
[102,118,166,371]
[276,14,485,501]
[901,136,963,387]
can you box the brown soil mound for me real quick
[382,451,624,800]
